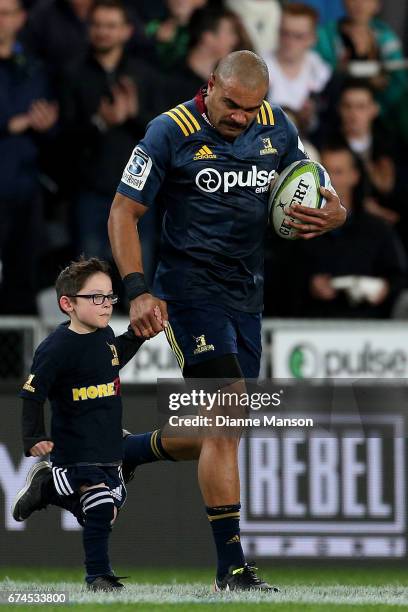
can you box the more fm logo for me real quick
[288,342,408,378]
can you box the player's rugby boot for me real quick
[214,562,280,592]
[121,428,136,483]
[11,461,51,521]
[87,575,126,591]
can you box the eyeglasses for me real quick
[68,293,119,305]
[279,28,311,40]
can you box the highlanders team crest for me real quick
[193,335,215,355]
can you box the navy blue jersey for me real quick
[20,322,143,466]
[117,90,307,312]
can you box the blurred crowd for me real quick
[1,0,408,318]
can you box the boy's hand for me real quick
[30,441,54,456]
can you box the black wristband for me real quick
[123,272,149,301]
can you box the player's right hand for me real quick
[30,441,54,457]
[130,293,168,338]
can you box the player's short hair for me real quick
[188,7,237,50]
[90,0,131,23]
[282,2,319,27]
[55,257,111,314]
[340,78,377,101]
[215,50,269,90]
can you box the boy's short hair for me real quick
[56,257,111,314]
[282,3,319,27]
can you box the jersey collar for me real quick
[194,85,214,128]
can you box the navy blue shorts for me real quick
[51,465,126,510]
[165,301,262,379]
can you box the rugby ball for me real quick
[269,160,331,240]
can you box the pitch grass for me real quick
[1,566,408,610]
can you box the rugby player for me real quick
[107,50,346,591]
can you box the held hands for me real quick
[286,187,347,240]
[130,293,168,339]
[30,441,54,457]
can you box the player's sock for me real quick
[207,503,246,580]
[81,487,114,581]
[123,429,175,467]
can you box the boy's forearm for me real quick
[115,326,145,368]
[22,398,51,456]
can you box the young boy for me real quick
[16,257,144,591]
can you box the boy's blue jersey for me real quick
[117,90,307,312]
[20,322,141,466]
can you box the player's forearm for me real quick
[108,193,145,278]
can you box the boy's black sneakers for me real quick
[214,563,279,592]
[11,461,51,521]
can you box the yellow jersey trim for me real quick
[164,104,201,137]
[257,101,275,126]
[179,104,201,131]
[164,110,189,136]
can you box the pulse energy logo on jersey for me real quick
[195,166,276,194]
[121,146,152,191]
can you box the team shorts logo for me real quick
[193,334,215,355]
[195,166,275,194]
[121,146,152,191]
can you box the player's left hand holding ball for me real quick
[30,441,54,457]
[287,186,346,239]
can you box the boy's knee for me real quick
[80,486,115,526]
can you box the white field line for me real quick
[1,581,408,606]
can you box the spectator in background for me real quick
[287,0,344,25]
[59,0,160,260]
[225,0,281,58]
[265,3,331,135]
[316,0,407,114]
[0,0,58,313]
[300,143,406,318]
[22,0,92,81]
[335,79,399,224]
[145,0,207,71]
[165,7,241,104]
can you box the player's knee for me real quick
[202,436,239,452]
